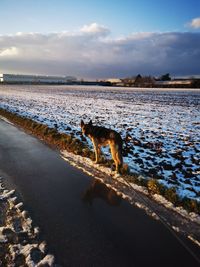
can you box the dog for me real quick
[80,120,123,173]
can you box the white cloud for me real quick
[188,17,200,29]
[0,23,200,78]
[80,22,110,36]
[0,46,18,57]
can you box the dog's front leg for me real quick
[92,140,99,163]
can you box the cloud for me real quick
[188,17,200,29]
[0,46,18,57]
[80,22,110,36]
[0,23,200,78]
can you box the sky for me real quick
[0,0,200,79]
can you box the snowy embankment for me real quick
[0,85,199,202]
[0,176,56,267]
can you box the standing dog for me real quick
[80,120,123,173]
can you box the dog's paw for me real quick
[114,173,121,179]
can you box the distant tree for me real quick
[160,73,171,81]
[134,75,155,87]
[135,74,142,80]
[134,74,142,86]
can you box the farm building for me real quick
[0,73,77,84]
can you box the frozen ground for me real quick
[0,85,199,201]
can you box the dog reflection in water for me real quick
[83,180,121,206]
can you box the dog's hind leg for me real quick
[116,150,123,173]
[110,143,120,173]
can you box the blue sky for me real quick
[0,0,200,78]
[1,0,199,35]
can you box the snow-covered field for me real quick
[0,85,199,201]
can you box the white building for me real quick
[0,73,77,84]
[155,80,193,86]
[106,78,122,84]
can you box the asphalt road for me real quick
[0,118,199,267]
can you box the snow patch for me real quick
[0,176,58,266]
[0,115,14,125]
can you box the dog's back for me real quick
[89,125,123,149]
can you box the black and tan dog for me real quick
[81,120,123,173]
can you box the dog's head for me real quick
[80,120,92,136]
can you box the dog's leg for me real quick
[116,150,123,174]
[92,139,100,163]
[110,143,119,173]
[97,146,102,162]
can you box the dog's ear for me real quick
[80,120,84,127]
[89,120,92,125]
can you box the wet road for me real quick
[0,118,199,267]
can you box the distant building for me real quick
[155,79,193,87]
[106,78,122,84]
[0,73,77,84]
